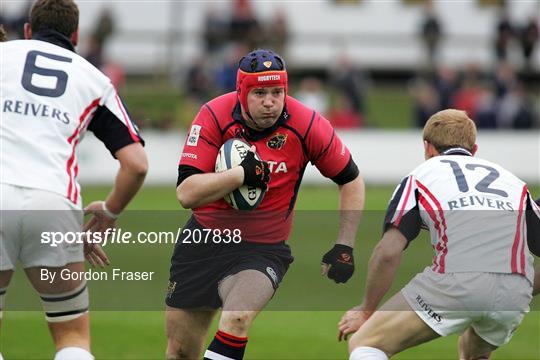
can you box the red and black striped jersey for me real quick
[178,92,358,243]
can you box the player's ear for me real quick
[23,23,32,39]
[423,141,438,159]
[423,140,431,160]
[70,28,79,47]
[471,144,478,156]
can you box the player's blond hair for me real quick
[423,109,477,152]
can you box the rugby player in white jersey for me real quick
[338,109,540,360]
[0,1,147,359]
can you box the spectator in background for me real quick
[0,25,7,41]
[475,82,498,129]
[328,94,364,129]
[494,6,515,63]
[85,8,115,69]
[185,55,213,106]
[295,77,330,116]
[420,1,443,69]
[0,0,31,39]
[411,79,440,128]
[330,54,368,117]
[229,0,263,50]
[497,84,537,129]
[433,65,458,109]
[519,16,539,70]
[264,9,289,57]
[215,43,248,93]
[493,62,517,99]
[452,76,481,120]
[203,6,229,56]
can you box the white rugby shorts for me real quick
[401,267,532,347]
[0,183,84,270]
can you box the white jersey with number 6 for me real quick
[385,150,538,284]
[1,39,141,207]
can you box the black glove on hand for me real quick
[321,244,354,283]
[240,151,270,190]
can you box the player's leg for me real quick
[219,269,275,335]
[348,292,440,359]
[202,269,275,360]
[457,273,531,360]
[458,327,497,360]
[0,270,14,329]
[165,306,217,359]
[0,184,21,331]
[25,262,93,360]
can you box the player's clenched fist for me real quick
[321,244,355,283]
[240,147,270,190]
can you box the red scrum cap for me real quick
[236,49,288,113]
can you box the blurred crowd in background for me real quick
[1,0,538,130]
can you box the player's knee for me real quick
[0,286,6,320]
[220,311,253,334]
[54,346,94,360]
[40,281,88,323]
[165,338,197,360]
[348,331,391,357]
[349,346,389,360]
[460,355,491,360]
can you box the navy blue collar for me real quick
[441,147,472,156]
[33,30,76,53]
[231,101,290,141]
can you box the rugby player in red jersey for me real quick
[165,49,365,359]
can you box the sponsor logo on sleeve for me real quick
[187,125,201,146]
[181,153,198,160]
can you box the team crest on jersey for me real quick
[263,61,272,68]
[267,133,287,150]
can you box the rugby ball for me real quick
[215,138,266,211]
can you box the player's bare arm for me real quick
[177,146,269,209]
[321,175,365,283]
[105,142,148,212]
[84,143,148,266]
[530,198,540,296]
[338,227,407,340]
[85,142,147,217]
[177,167,244,209]
[533,265,540,296]
[336,175,365,248]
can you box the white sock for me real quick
[54,347,94,360]
[0,352,4,360]
[350,346,388,360]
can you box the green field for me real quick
[1,185,539,359]
[121,82,414,130]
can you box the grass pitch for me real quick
[1,184,538,359]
